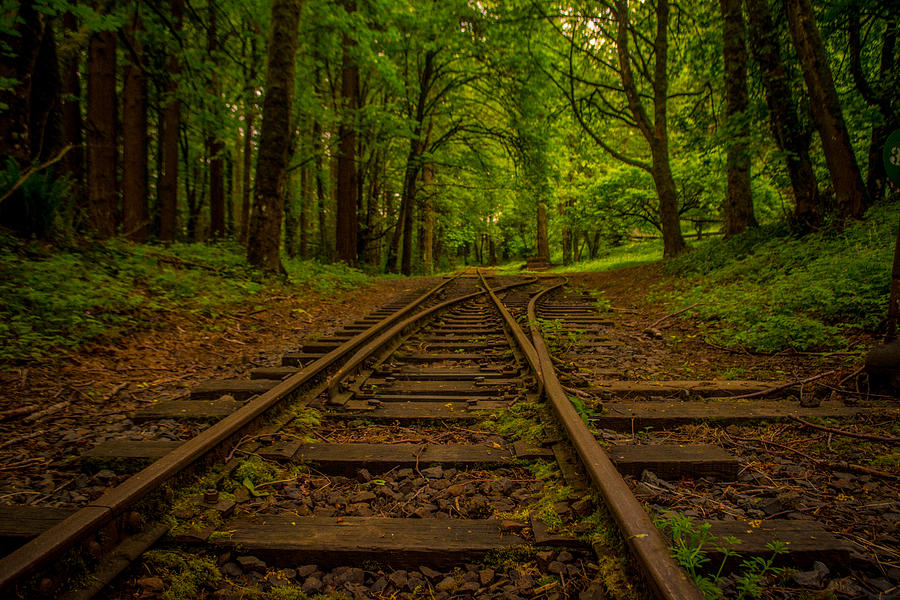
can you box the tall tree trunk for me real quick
[247,0,302,271]
[784,0,868,221]
[536,201,550,261]
[122,13,149,242]
[335,17,358,266]
[400,156,417,275]
[86,27,118,238]
[848,11,897,204]
[745,0,820,229]
[29,16,63,162]
[720,0,757,237]
[159,0,182,242]
[560,198,572,265]
[0,3,40,165]
[422,160,435,275]
[240,111,253,246]
[386,188,404,273]
[300,163,311,259]
[284,169,300,258]
[615,0,685,257]
[207,2,226,238]
[60,12,85,223]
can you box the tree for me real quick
[247,0,302,271]
[122,9,149,241]
[720,0,756,236]
[745,0,821,229]
[159,0,183,242]
[784,0,868,221]
[335,1,359,266]
[86,24,118,238]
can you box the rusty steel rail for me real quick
[0,274,466,594]
[519,278,705,600]
[479,271,703,600]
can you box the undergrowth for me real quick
[660,202,896,352]
[0,235,371,363]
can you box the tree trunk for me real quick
[122,13,149,242]
[60,12,85,221]
[560,198,572,265]
[240,111,253,245]
[422,160,435,275]
[28,16,63,163]
[848,11,897,204]
[247,0,302,271]
[207,3,226,238]
[720,0,757,237]
[284,169,300,258]
[400,156,417,275]
[536,201,550,261]
[159,0,182,242]
[615,0,685,257]
[745,0,820,229]
[335,20,358,266]
[0,3,40,165]
[784,0,868,221]
[300,163,311,259]
[86,27,118,238]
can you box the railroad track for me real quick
[0,271,895,599]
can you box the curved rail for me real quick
[326,275,538,399]
[0,274,464,593]
[524,279,705,600]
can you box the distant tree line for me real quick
[1,0,896,271]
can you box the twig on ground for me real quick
[646,302,707,331]
[0,430,43,450]
[23,400,71,423]
[729,370,835,400]
[789,416,900,444]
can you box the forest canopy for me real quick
[0,0,897,274]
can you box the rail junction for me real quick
[0,270,896,599]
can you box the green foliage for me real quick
[143,550,222,600]
[0,237,371,363]
[655,512,788,599]
[0,159,70,238]
[660,202,897,352]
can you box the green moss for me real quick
[143,549,221,600]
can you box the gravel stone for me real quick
[236,555,267,573]
[221,562,243,578]
[480,568,495,585]
[388,570,408,588]
[301,577,323,594]
[420,565,442,581]
[296,564,318,578]
[435,576,457,592]
[791,561,829,588]
[548,561,566,575]
[422,466,443,479]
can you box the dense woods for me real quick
[0,0,897,272]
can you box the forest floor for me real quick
[0,263,897,598]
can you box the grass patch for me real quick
[659,202,897,353]
[552,240,663,273]
[0,235,372,363]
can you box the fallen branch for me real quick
[789,416,900,445]
[729,370,835,400]
[0,430,43,450]
[728,433,897,480]
[23,400,71,423]
[0,405,41,422]
[0,145,74,205]
[646,302,707,331]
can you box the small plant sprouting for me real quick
[654,512,787,599]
